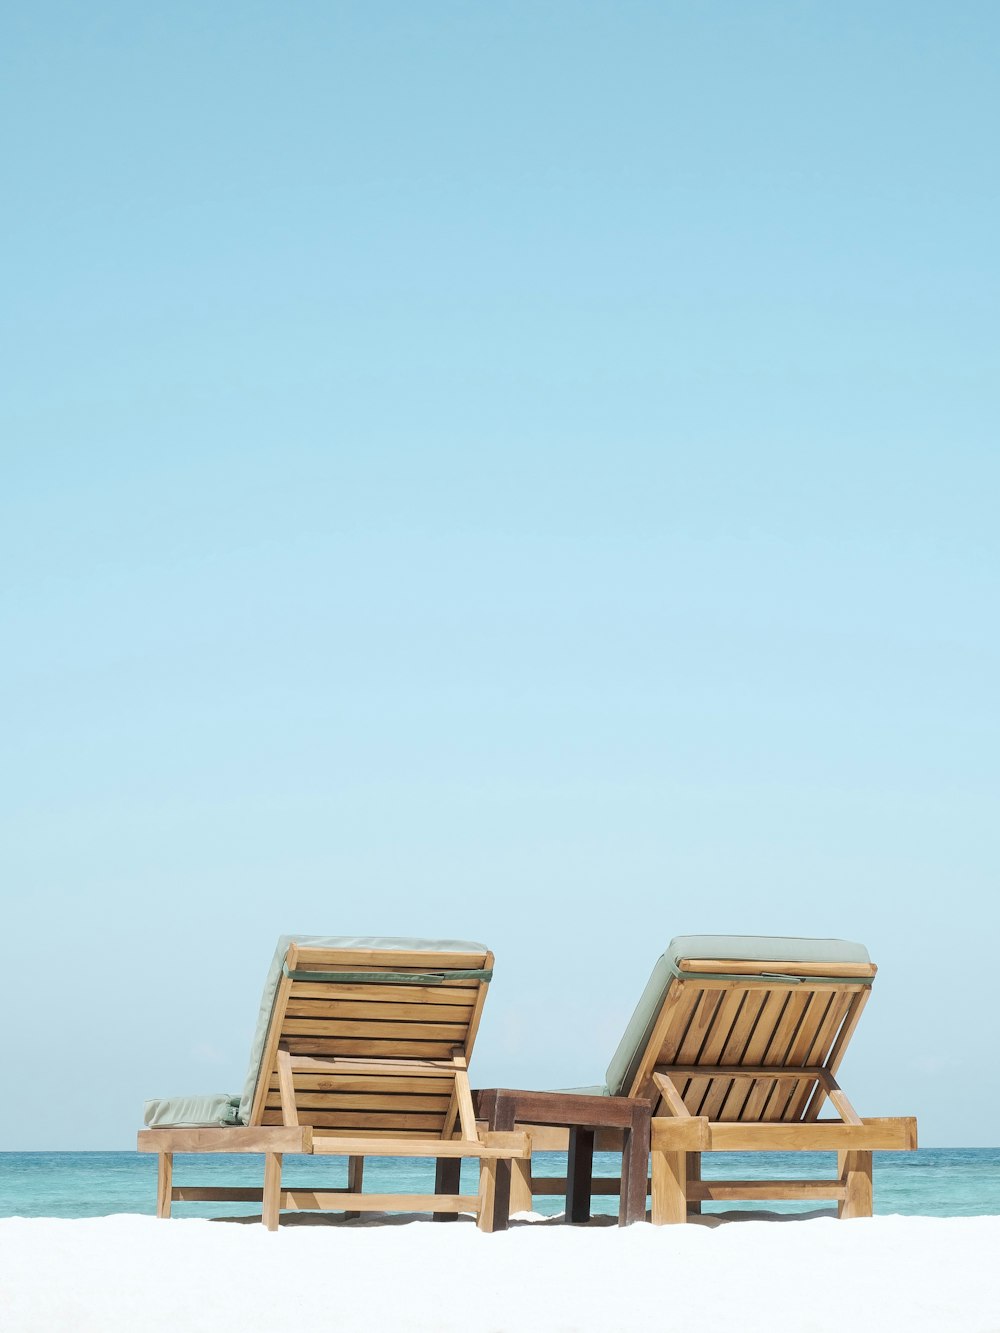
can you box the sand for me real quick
[1,1213,998,1332]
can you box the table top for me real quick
[473,1087,651,1129]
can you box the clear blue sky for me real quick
[2,2,997,1149]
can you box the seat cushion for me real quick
[143,1093,241,1128]
[603,934,871,1098]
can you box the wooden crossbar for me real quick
[281,1191,479,1211]
[676,958,877,979]
[138,1127,312,1154]
[287,1056,461,1077]
[530,1176,626,1197]
[311,1132,530,1159]
[664,1064,826,1080]
[651,1116,917,1153]
[690,1179,847,1202]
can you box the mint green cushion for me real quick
[237,935,488,1124]
[143,1094,241,1128]
[603,935,871,1098]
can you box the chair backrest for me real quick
[610,935,876,1124]
[244,938,493,1138]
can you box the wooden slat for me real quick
[530,1177,623,1197]
[462,953,494,1062]
[284,1191,480,1212]
[827,987,871,1075]
[766,990,831,1122]
[627,979,695,1098]
[285,1000,474,1022]
[670,988,722,1065]
[282,1019,468,1040]
[138,1127,312,1154]
[290,947,488,970]
[276,1049,298,1127]
[683,989,746,1116]
[803,988,871,1119]
[734,990,793,1121]
[249,968,295,1125]
[809,989,853,1064]
[785,992,833,1066]
[268,1074,451,1095]
[716,987,784,1121]
[284,1039,458,1058]
[690,1179,846,1201]
[262,1110,447,1129]
[685,979,869,993]
[311,1132,531,1159]
[274,1071,450,1093]
[677,958,877,979]
[667,1065,825,1080]
[312,1128,437,1140]
[288,982,477,1005]
[265,1091,453,1112]
[699,1117,916,1152]
[699,989,767,1122]
[172,1187,268,1202]
[291,970,479,986]
[756,989,812,1121]
[665,988,725,1110]
[788,990,853,1121]
[287,1056,459,1076]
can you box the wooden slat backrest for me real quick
[249,946,493,1136]
[632,966,875,1124]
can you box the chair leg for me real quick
[433,1157,462,1221]
[566,1127,595,1223]
[477,1157,498,1233]
[490,1093,516,1229]
[651,1147,687,1225]
[686,1152,702,1215]
[262,1152,283,1231]
[156,1153,173,1219]
[510,1158,533,1215]
[838,1150,873,1218]
[345,1155,364,1220]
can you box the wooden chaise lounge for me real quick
[486,935,916,1224]
[138,935,529,1230]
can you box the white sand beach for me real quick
[1,1214,998,1333]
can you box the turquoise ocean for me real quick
[2,1149,999,1220]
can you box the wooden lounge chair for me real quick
[492,935,916,1224]
[137,935,529,1230]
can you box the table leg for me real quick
[510,1157,533,1214]
[686,1151,702,1215]
[567,1127,595,1223]
[345,1154,364,1220]
[433,1157,462,1221]
[488,1094,517,1232]
[620,1101,651,1225]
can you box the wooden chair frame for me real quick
[138,943,529,1230]
[508,953,917,1224]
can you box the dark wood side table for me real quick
[469,1088,651,1231]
